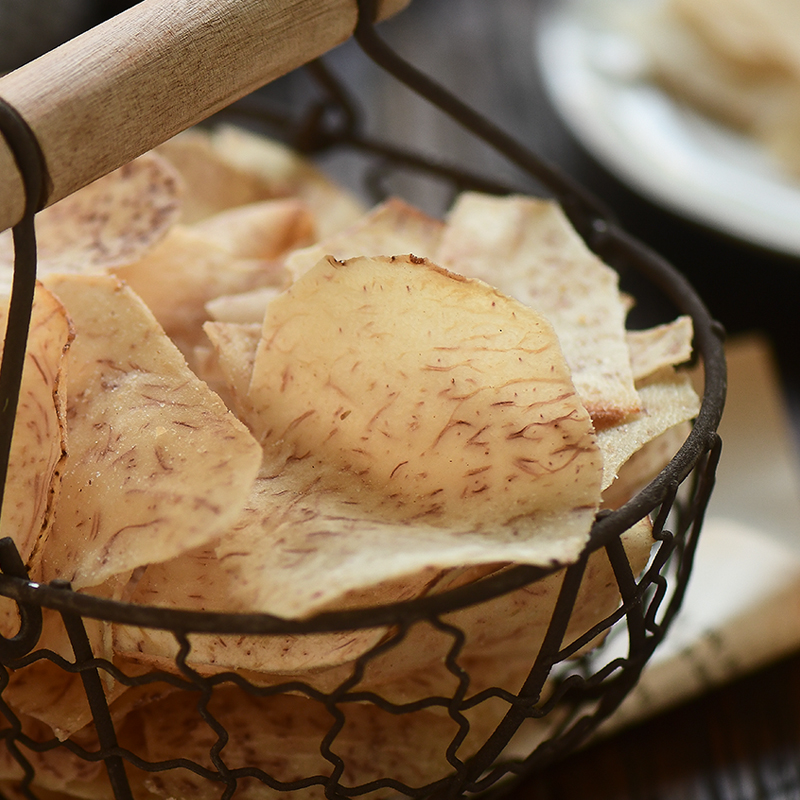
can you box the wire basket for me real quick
[0,2,726,798]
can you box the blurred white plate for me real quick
[534,0,800,257]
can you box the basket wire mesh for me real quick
[0,1,726,798]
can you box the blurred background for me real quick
[0,0,133,72]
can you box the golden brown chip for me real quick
[33,274,262,590]
[435,192,640,427]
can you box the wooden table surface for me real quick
[8,0,800,797]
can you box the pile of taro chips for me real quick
[0,126,701,798]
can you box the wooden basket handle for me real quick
[0,0,409,234]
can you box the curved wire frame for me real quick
[0,4,726,799]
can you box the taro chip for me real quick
[246,254,600,530]
[33,274,262,590]
[2,576,154,741]
[217,253,602,621]
[0,710,107,796]
[202,321,261,416]
[209,124,367,238]
[596,315,697,503]
[130,686,501,800]
[435,192,640,427]
[110,226,283,351]
[627,315,694,381]
[670,0,800,75]
[159,125,366,234]
[155,128,279,222]
[0,153,182,286]
[602,423,692,509]
[2,657,124,741]
[598,368,701,492]
[0,285,72,563]
[343,516,656,702]
[205,286,281,325]
[112,543,390,675]
[284,196,444,282]
[189,198,315,261]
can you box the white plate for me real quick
[534,0,800,257]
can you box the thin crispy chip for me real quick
[3,572,136,740]
[205,286,281,325]
[634,0,800,175]
[627,315,694,381]
[247,254,601,531]
[0,153,182,290]
[210,124,366,238]
[202,321,261,417]
[435,192,640,426]
[0,285,72,563]
[635,0,789,130]
[130,686,501,800]
[155,128,279,222]
[207,254,602,622]
[108,521,652,797]
[598,368,701,492]
[3,656,123,742]
[110,226,283,353]
[670,0,800,76]
[33,274,262,590]
[445,517,653,662]
[602,422,692,509]
[258,516,655,703]
[283,196,444,282]
[0,711,107,797]
[190,198,315,260]
[213,462,598,625]
[350,516,655,702]
[112,543,391,675]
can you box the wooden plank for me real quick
[0,0,409,233]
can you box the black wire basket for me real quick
[0,2,726,798]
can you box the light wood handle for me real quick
[0,0,409,234]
